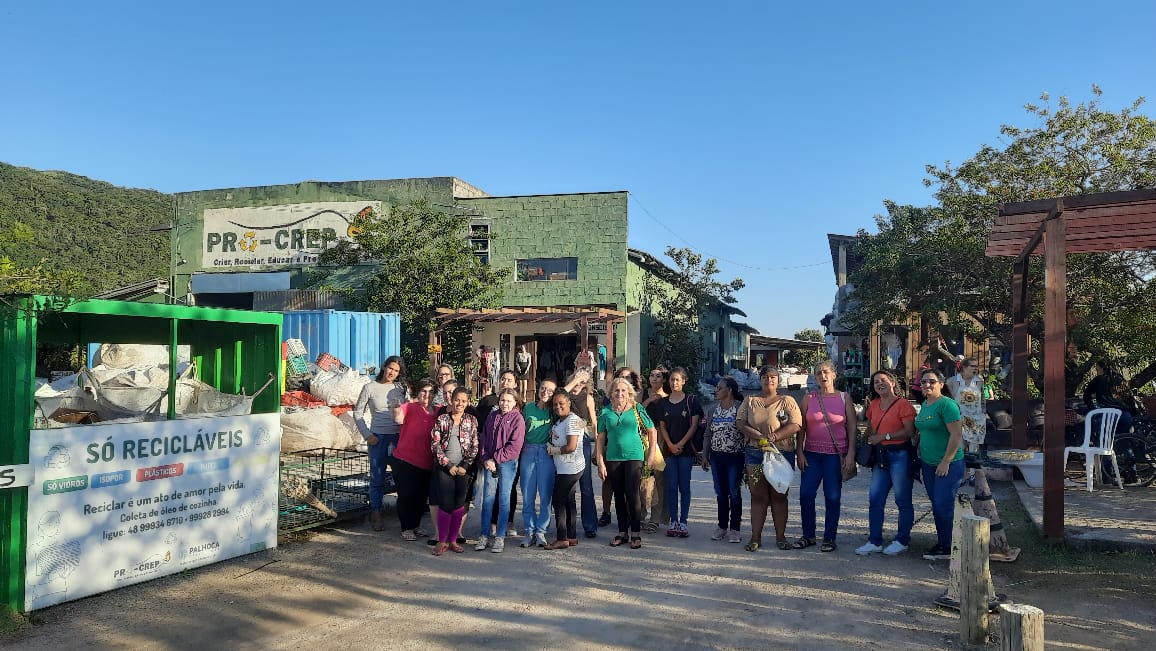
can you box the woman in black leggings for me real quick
[545,390,587,549]
[595,377,658,549]
[430,387,479,556]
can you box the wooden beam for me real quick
[1043,214,1067,543]
[1016,201,1064,265]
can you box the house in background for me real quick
[170,178,750,390]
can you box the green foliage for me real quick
[846,89,1156,392]
[641,246,744,388]
[786,328,826,371]
[0,162,170,295]
[312,200,509,372]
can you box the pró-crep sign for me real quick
[201,202,377,269]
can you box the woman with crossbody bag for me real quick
[855,370,917,556]
[794,360,857,552]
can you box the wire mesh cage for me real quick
[279,448,390,533]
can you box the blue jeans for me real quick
[868,447,915,546]
[520,444,555,535]
[368,433,398,509]
[665,455,694,524]
[922,459,966,549]
[579,439,598,535]
[480,459,519,537]
[799,450,844,542]
[710,451,744,531]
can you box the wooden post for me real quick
[1043,208,1067,543]
[959,514,991,645]
[999,603,1044,651]
[1010,259,1029,449]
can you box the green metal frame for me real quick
[0,295,282,613]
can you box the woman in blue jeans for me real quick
[914,369,966,560]
[701,377,745,543]
[795,360,857,552]
[656,367,703,538]
[475,388,524,553]
[520,380,557,548]
[856,370,917,556]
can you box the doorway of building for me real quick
[518,334,578,388]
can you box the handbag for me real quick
[816,392,856,481]
[636,404,665,471]
[761,442,793,493]
[857,397,901,468]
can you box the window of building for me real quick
[515,257,577,281]
[470,222,490,265]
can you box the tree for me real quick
[641,246,744,388]
[312,201,509,377]
[1,222,88,296]
[786,327,826,372]
[846,88,1156,392]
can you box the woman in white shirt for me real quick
[544,390,586,549]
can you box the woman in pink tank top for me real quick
[793,360,858,552]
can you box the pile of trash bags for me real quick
[279,340,369,453]
[33,344,254,428]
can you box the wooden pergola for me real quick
[986,188,1156,542]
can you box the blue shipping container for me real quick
[280,310,401,375]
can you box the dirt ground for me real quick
[4,472,1153,650]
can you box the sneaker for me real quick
[533,532,549,548]
[520,535,535,548]
[507,526,519,538]
[855,542,883,555]
[598,512,612,527]
[922,544,951,560]
[474,535,490,551]
[711,527,728,541]
[883,541,909,556]
[400,529,417,542]
[727,529,742,544]
[666,521,679,537]
[491,538,505,553]
[584,530,597,539]
[677,523,689,538]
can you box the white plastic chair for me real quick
[1064,408,1125,491]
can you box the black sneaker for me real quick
[922,544,951,560]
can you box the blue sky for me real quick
[2,1,1153,337]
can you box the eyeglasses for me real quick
[920,379,940,385]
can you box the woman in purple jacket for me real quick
[475,388,525,553]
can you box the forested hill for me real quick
[0,162,170,292]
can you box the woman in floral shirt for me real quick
[429,387,480,555]
[701,376,744,544]
[946,357,986,452]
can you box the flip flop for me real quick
[610,535,628,547]
[432,542,448,556]
[629,536,642,549]
[745,541,761,552]
[776,539,793,551]
[820,540,837,552]
[791,537,816,550]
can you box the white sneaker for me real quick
[474,535,490,551]
[882,541,909,556]
[855,542,883,555]
[710,527,727,541]
[727,529,742,544]
[491,538,505,553]
[533,532,549,547]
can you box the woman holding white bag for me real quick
[735,366,801,552]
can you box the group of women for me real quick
[356,354,969,561]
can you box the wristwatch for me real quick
[884,433,892,441]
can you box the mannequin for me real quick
[514,345,532,397]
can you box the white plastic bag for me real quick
[310,368,368,407]
[762,445,793,493]
[280,407,349,452]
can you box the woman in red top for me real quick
[855,370,917,556]
[391,378,439,541]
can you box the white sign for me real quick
[25,414,280,610]
[201,201,380,269]
[0,464,34,489]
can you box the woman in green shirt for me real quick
[914,369,965,561]
[596,377,658,549]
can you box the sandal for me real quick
[820,540,837,553]
[610,535,628,547]
[448,541,465,553]
[432,542,448,556]
[643,521,659,534]
[745,540,761,552]
[791,537,816,550]
[629,536,642,549]
[776,539,793,551]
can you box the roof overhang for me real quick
[434,305,626,325]
[986,188,1156,257]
